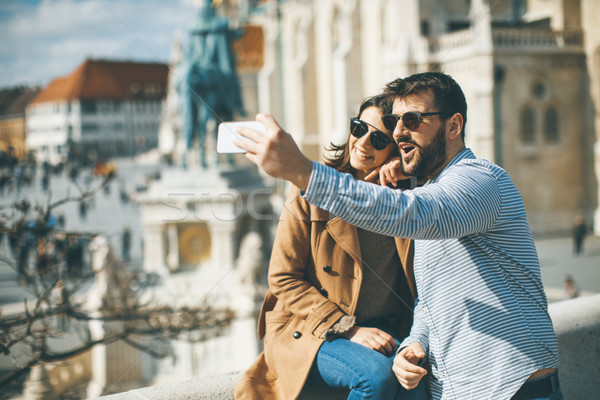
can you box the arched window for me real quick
[520,107,536,145]
[544,107,559,144]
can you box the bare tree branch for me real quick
[0,168,234,395]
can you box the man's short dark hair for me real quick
[383,72,467,140]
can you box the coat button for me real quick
[323,265,332,273]
[319,287,328,297]
[293,331,302,339]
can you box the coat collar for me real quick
[325,216,362,266]
[307,203,363,266]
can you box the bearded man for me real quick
[235,72,561,400]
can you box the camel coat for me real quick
[234,187,417,400]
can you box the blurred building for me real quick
[26,60,168,165]
[137,166,273,385]
[246,0,600,235]
[0,86,40,159]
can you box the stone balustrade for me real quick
[94,294,600,400]
[429,29,475,55]
[427,28,584,58]
[492,28,583,50]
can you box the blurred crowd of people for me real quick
[0,149,37,195]
[0,147,124,196]
[0,148,140,282]
[3,212,88,281]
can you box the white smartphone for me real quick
[217,121,266,153]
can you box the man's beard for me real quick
[400,125,447,178]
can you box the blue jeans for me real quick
[307,318,429,400]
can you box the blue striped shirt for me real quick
[303,148,559,400]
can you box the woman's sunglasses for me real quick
[350,118,395,150]
[381,111,445,132]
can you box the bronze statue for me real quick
[179,0,244,168]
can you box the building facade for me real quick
[246,0,600,235]
[0,86,40,160]
[26,60,168,165]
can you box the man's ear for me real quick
[446,113,463,141]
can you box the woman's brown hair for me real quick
[323,94,394,176]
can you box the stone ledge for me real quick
[548,294,600,399]
[94,294,600,400]
[95,372,242,400]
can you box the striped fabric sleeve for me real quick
[399,298,429,356]
[304,161,501,240]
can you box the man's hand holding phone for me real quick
[231,114,313,190]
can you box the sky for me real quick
[0,0,201,88]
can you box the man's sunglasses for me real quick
[350,118,394,150]
[381,111,445,132]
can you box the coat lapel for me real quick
[325,217,362,267]
[315,204,416,300]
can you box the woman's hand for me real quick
[341,326,397,355]
[364,156,408,187]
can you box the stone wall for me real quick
[95,294,600,400]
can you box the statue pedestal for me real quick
[136,165,273,381]
[146,164,265,192]
[139,165,273,276]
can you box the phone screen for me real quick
[217,121,266,153]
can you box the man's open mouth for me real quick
[400,144,416,157]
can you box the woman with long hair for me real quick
[235,94,427,400]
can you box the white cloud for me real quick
[0,0,198,87]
